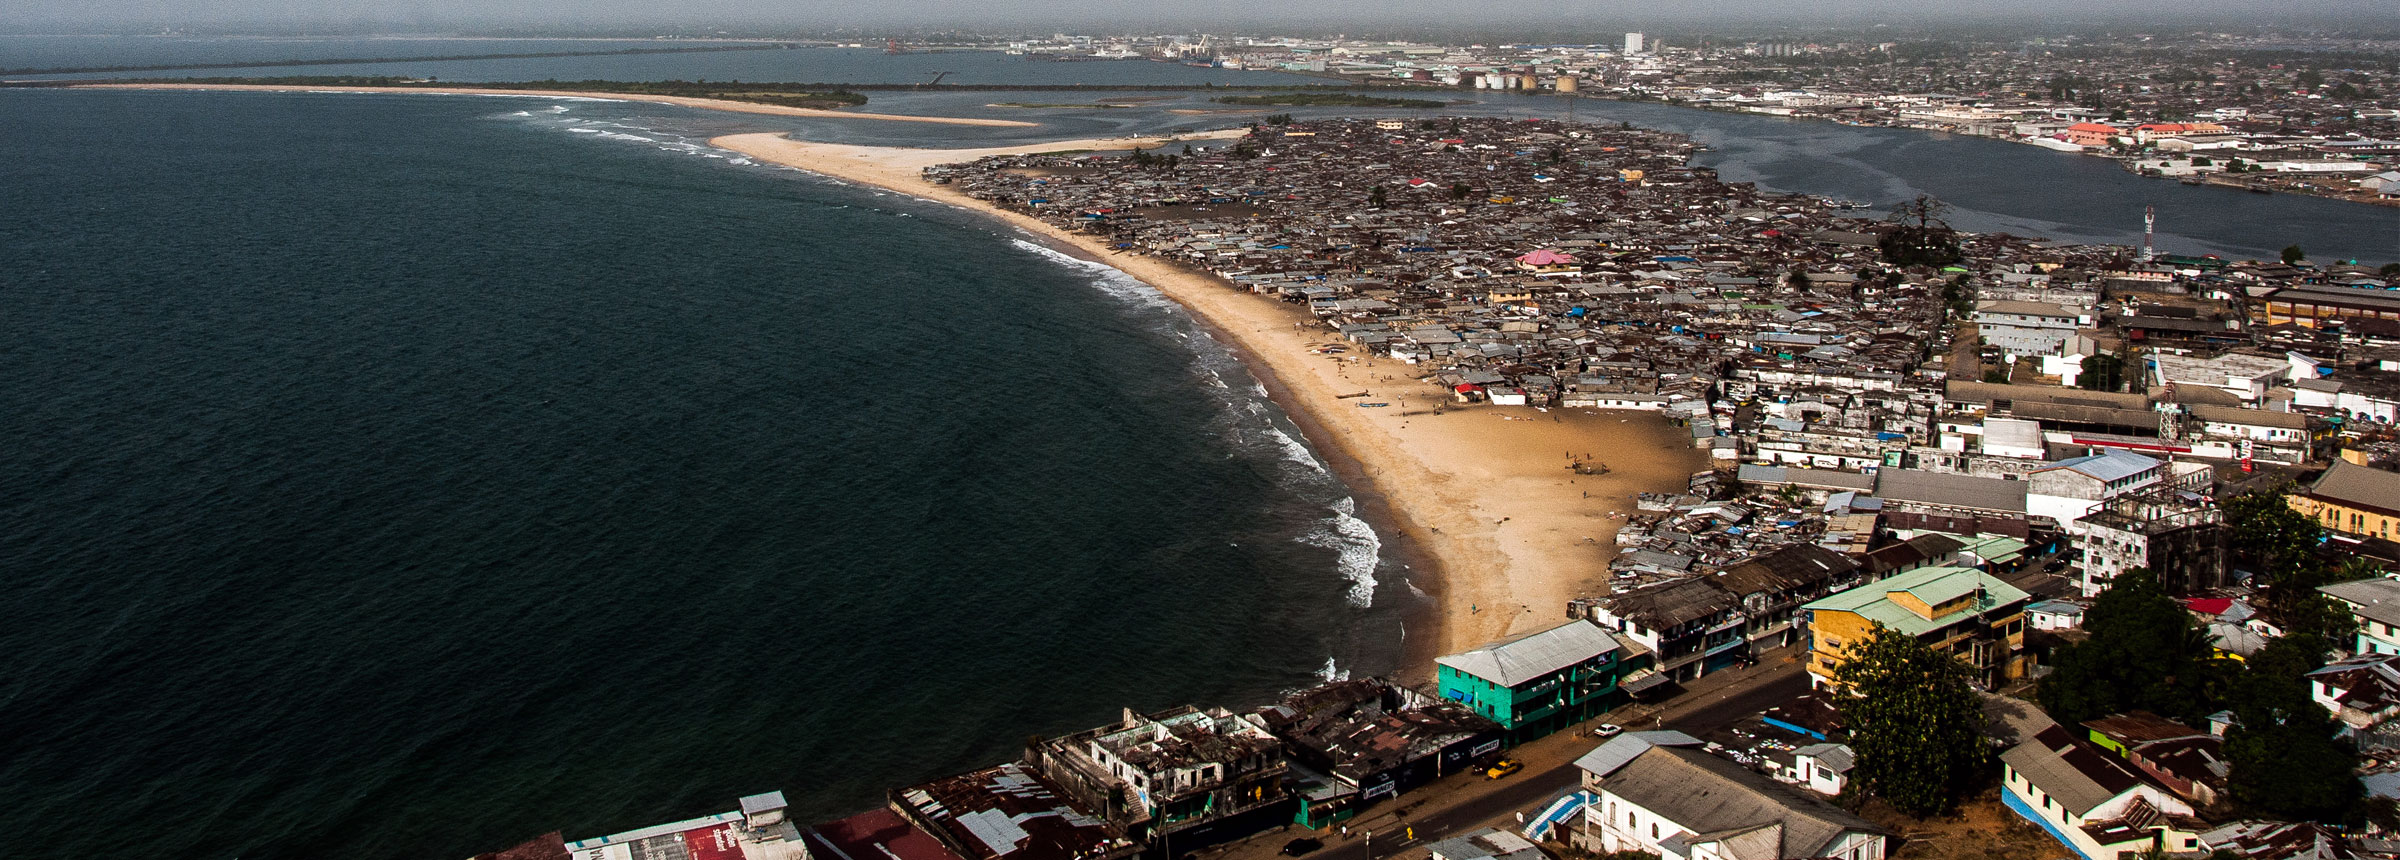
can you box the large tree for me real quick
[2038,568,2229,726]
[2224,637,2364,824]
[2224,489,2320,585]
[1832,624,1992,817]
[2223,488,2364,654]
[1880,194,1963,268]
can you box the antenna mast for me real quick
[2139,205,2156,262]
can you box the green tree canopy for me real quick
[2077,352,2125,392]
[2224,636,2364,823]
[2037,568,2230,726]
[1832,624,1992,817]
[2222,489,2361,657]
[2283,245,2307,265]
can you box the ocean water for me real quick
[1,37,1336,85]
[0,88,1408,860]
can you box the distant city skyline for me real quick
[9,0,2400,37]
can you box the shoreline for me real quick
[63,82,1041,126]
[1569,91,2400,210]
[710,130,1709,668]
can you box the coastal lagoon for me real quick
[0,88,1408,859]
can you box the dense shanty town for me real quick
[903,29,2400,203]
[469,117,2400,860]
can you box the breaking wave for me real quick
[1004,238,1175,311]
[1298,497,1381,608]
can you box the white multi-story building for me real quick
[1624,33,1644,55]
[1573,732,1890,860]
[2321,579,2400,657]
[1971,301,2085,358]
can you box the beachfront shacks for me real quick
[1024,705,1292,852]
[1434,619,1624,741]
[1801,565,2031,690]
[1571,731,1893,860]
[1574,545,1863,683]
[1249,678,1503,828]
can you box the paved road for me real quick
[1272,660,1811,860]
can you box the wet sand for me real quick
[71,83,1040,126]
[712,131,1711,671]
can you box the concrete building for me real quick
[2320,578,2400,657]
[2262,285,2400,330]
[1025,705,1289,847]
[2291,459,2400,542]
[1802,566,2031,689]
[1426,829,1546,860]
[2027,450,2165,529]
[2001,722,2206,860]
[1624,33,1644,55]
[1791,743,1855,797]
[1973,301,2085,357]
[2071,489,2227,597]
[1249,679,1502,826]
[1434,619,1624,740]
[1572,732,1891,859]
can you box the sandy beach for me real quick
[71,83,1041,127]
[713,130,1710,669]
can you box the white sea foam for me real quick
[1004,238,1175,310]
[1297,497,1381,608]
[1318,656,1350,684]
[1262,425,1327,475]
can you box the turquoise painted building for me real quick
[1434,619,1624,741]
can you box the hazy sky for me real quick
[10,0,2398,33]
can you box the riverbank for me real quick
[711,130,1709,668]
[65,82,1039,126]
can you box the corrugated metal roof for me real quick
[2307,459,2400,514]
[1594,746,1889,856]
[1802,566,2030,638]
[1572,730,1702,779]
[1435,619,1620,687]
[2035,450,2160,483]
[2322,578,2400,627]
[1874,469,2028,515]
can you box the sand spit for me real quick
[714,130,1708,668]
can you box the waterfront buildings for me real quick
[1576,545,1864,682]
[1249,678,1502,827]
[1024,706,1290,849]
[1434,619,1624,740]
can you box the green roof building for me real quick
[1802,566,2032,690]
[1434,619,1624,741]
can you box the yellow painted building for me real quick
[2290,458,2400,542]
[1803,565,2031,689]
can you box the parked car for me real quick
[1592,723,1624,739]
[1485,759,1523,779]
[1281,838,1323,857]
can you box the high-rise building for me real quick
[1624,32,1644,54]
